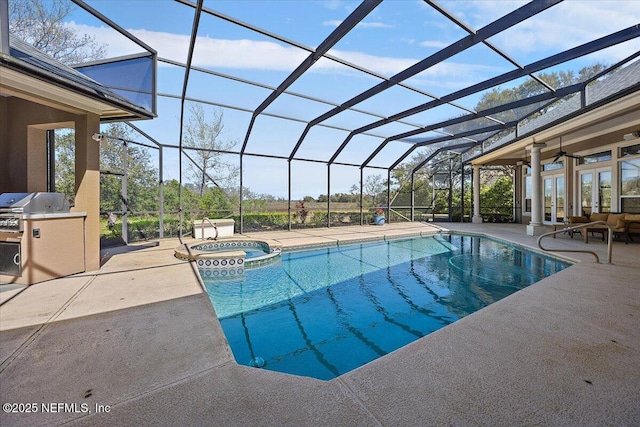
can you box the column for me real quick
[73,114,101,271]
[527,142,546,236]
[472,165,482,223]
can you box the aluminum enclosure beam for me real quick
[241,0,382,154]
[177,0,204,239]
[362,25,640,135]
[288,0,561,160]
[328,26,639,170]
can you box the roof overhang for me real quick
[470,87,640,166]
[0,55,154,122]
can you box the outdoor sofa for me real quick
[567,212,640,244]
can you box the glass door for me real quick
[598,170,612,213]
[579,168,611,215]
[543,174,565,224]
[579,172,593,217]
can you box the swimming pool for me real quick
[203,233,570,380]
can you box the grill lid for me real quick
[0,192,70,213]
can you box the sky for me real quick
[65,0,640,199]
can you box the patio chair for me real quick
[611,214,640,244]
[582,213,612,243]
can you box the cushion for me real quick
[589,212,609,222]
[624,214,640,232]
[615,218,629,229]
[615,218,640,231]
[567,216,589,223]
[607,213,625,227]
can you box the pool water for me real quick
[240,248,267,259]
[203,234,570,380]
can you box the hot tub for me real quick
[175,238,281,278]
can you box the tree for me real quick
[443,64,609,136]
[99,123,158,214]
[363,174,385,207]
[52,130,75,201]
[9,0,106,64]
[50,123,158,213]
[184,103,239,196]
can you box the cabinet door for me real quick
[0,241,21,276]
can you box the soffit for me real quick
[471,90,640,165]
[0,65,138,119]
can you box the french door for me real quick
[579,168,611,216]
[543,174,565,224]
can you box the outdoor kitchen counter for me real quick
[0,213,87,285]
[21,212,87,220]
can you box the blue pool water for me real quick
[203,233,570,380]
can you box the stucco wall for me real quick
[1,96,101,272]
[0,97,78,192]
[0,97,7,190]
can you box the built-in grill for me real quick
[0,192,69,233]
[1,192,84,283]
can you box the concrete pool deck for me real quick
[1,222,639,426]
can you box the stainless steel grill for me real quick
[0,193,70,233]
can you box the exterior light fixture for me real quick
[92,133,104,142]
[623,131,640,141]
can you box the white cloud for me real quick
[322,0,343,11]
[323,20,393,29]
[68,1,636,93]
[419,40,449,49]
[323,20,343,27]
[443,1,640,64]
[69,23,494,82]
[358,22,393,29]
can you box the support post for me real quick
[460,160,465,223]
[288,160,292,231]
[448,156,453,222]
[359,168,364,225]
[239,153,244,234]
[387,169,391,224]
[410,172,415,222]
[159,147,164,238]
[472,165,482,223]
[327,164,331,228]
[121,141,128,244]
[527,142,547,236]
[73,115,101,271]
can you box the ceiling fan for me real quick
[552,137,581,162]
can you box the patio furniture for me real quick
[573,212,640,244]
[612,214,640,244]
[562,216,590,238]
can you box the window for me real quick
[620,143,640,158]
[621,158,640,196]
[543,161,563,171]
[620,158,640,213]
[577,150,611,165]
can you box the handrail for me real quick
[537,220,613,264]
[201,217,219,240]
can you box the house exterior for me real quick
[466,59,640,235]
[0,3,155,281]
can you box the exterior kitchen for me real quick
[0,192,85,284]
[0,12,156,285]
